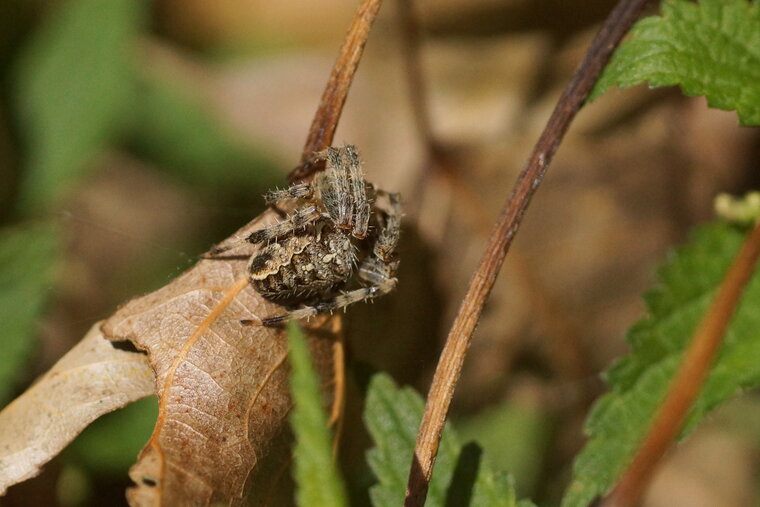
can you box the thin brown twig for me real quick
[601,220,760,507]
[396,0,450,221]
[399,0,590,383]
[436,156,593,380]
[288,0,384,183]
[330,323,347,458]
[396,0,591,380]
[396,0,436,152]
[403,0,653,505]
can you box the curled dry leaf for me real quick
[0,323,154,494]
[102,209,337,506]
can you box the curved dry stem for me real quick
[289,0,384,183]
[601,220,760,507]
[396,0,435,152]
[403,0,654,505]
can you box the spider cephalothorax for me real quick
[233,145,401,326]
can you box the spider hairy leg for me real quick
[345,145,371,238]
[202,247,249,259]
[246,205,322,244]
[317,146,354,231]
[261,277,397,327]
[376,192,402,259]
[264,183,314,205]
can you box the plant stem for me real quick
[601,220,760,507]
[403,0,653,505]
[289,0,384,183]
[396,0,435,152]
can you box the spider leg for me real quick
[316,146,353,230]
[344,145,371,239]
[205,188,327,256]
[202,248,249,259]
[371,191,402,261]
[246,205,322,244]
[264,183,314,205]
[261,277,397,327]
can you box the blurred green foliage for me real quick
[56,463,92,507]
[63,396,158,476]
[364,373,526,507]
[13,0,145,211]
[0,221,60,406]
[455,401,552,497]
[11,0,280,214]
[126,72,280,189]
[288,323,349,507]
[563,221,760,507]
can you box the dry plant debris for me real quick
[1,0,378,503]
[0,209,339,505]
[0,324,153,494]
[100,210,337,506]
[404,0,652,503]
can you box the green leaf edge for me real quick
[562,220,760,507]
[364,373,526,507]
[288,322,348,507]
[590,0,760,126]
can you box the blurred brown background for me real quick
[1,0,759,505]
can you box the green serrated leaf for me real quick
[0,222,60,406]
[562,221,760,507]
[288,322,348,507]
[14,0,146,210]
[365,373,524,507]
[63,396,157,475]
[125,72,281,189]
[591,0,760,125]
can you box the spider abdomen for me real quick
[248,227,355,305]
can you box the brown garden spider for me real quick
[213,145,401,326]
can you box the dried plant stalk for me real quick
[602,220,760,507]
[289,0,384,183]
[403,0,653,505]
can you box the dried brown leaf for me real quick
[102,210,337,506]
[0,323,154,494]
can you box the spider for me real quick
[212,145,401,327]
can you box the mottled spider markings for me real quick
[209,145,401,326]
